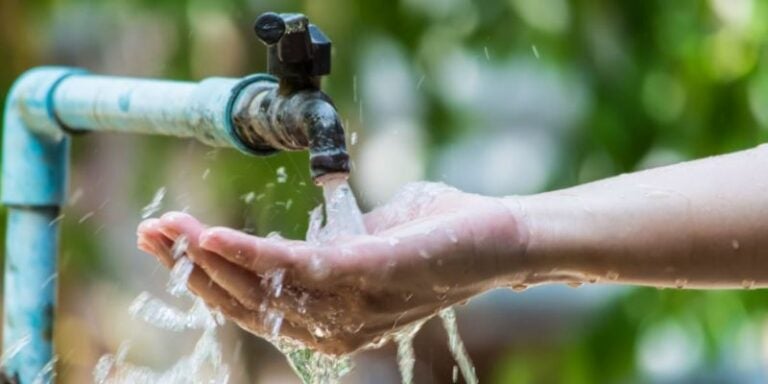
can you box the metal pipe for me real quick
[234,88,350,180]
[2,67,75,383]
[52,74,274,150]
[49,73,350,180]
[2,208,60,383]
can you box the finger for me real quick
[143,216,317,344]
[187,266,248,318]
[185,266,313,344]
[185,245,282,311]
[156,211,207,249]
[199,227,305,274]
[137,219,176,267]
[199,227,369,286]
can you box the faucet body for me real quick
[1,12,347,383]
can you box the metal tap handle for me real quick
[253,12,331,84]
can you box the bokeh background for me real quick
[2,0,768,382]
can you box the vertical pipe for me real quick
[2,67,77,383]
[2,208,60,382]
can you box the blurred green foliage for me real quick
[2,0,768,382]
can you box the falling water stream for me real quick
[94,177,477,383]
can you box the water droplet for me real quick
[308,253,330,280]
[674,278,687,289]
[276,166,288,183]
[1,334,31,367]
[141,187,166,219]
[352,75,358,103]
[264,268,285,298]
[265,309,284,338]
[201,168,210,180]
[168,257,194,297]
[531,44,540,59]
[49,214,65,226]
[731,239,740,250]
[241,191,256,204]
[416,75,426,90]
[606,271,619,281]
[78,211,94,223]
[512,284,528,292]
[434,285,451,294]
[588,276,599,284]
[171,235,189,260]
[483,46,490,61]
[33,356,58,384]
[311,324,331,339]
[343,322,365,334]
[69,188,84,206]
[742,279,755,289]
[350,132,358,145]
[266,231,283,240]
[297,292,309,314]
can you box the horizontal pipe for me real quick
[52,74,276,150]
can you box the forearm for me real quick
[510,144,768,289]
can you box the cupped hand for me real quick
[136,182,527,355]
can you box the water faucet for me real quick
[233,12,350,183]
[0,11,349,382]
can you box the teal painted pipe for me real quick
[1,67,278,382]
[2,68,77,383]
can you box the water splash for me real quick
[394,321,425,384]
[0,334,31,366]
[141,187,166,219]
[277,166,288,183]
[94,327,228,384]
[94,246,229,383]
[318,177,367,241]
[439,308,478,384]
[262,176,364,384]
[31,356,57,384]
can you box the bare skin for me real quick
[137,184,527,354]
[137,144,768,354]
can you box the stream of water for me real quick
[94,177,477,383]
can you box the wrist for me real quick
[489,195,544,288]
[509,193,603,287]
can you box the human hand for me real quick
[136,182,528,355]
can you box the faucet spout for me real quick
[301,97,350,181]
[237,12,350,184]
[231,85,349,182]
